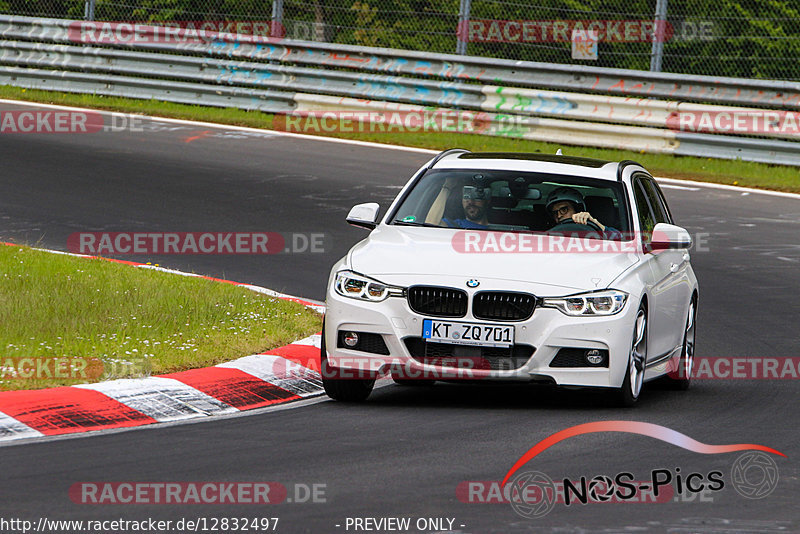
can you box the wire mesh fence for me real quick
[1,0,799,80]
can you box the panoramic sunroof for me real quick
[459,152,611,168]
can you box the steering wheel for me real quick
[548,219,604,233]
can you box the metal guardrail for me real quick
[0,65,296,112]
[673,132,800,167]
[1,15,799,166]
[203,40,800,111]
[1,39,768,133]
[0,40,480,110]
[4,16,800,109]
[290,94,681,154]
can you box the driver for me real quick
[545,187,621,237]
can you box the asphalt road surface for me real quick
[1,103,798,533]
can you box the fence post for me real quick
[650,0,668,72]
[84,0,95,21]
[271,0,285,38]
[456,0,471,55]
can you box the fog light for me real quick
[343,332,360,347]
[585,349,604,365]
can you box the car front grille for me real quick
[407,286,468,318]
[403,337,534,371]
[473,291,536,321]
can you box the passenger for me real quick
[545,187,622,238]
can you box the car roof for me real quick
[429,151,643,181]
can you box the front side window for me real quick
[389,169,630,239]
[638,176,670,225]
[633,178,656,239]
[644,178,674,224]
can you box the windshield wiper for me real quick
[391,220,442,228]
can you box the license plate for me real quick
[422,319,514,348]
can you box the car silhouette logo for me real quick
[466,279,480,288]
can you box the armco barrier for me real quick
[1,15,799,165]
[5,16,794,109]
[4,38,795,138]
[289,94,680,154]
[0,65,297,111]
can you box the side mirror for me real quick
[346,202,380,230]
[651,223,692,250]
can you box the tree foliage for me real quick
[1,0,797,79]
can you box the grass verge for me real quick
[1,85,798,192]
[0,244,322,391]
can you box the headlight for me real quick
[542,290,628,316]
[334,271,404,302]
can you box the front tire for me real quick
[320,325,375,402]
[666,298,697,390]
[617,304,647,407]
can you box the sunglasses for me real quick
[551,205,572,218]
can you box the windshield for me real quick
[390,169,631,239]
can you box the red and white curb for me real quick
[0,242,327,443]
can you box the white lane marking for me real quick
[0,411,45,441]
[656,177,800,200]
[777,256,798,262]
[3,99,798,200]
[76,377,238,422]
[747,217,800,224]
[659,184,700,191]
[0,99,436,155]
[218,355,323,396]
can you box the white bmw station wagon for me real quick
[322,150,698,406]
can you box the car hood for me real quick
[348,226,639,294]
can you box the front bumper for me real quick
[324,283,639,389]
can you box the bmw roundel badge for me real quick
[466,279,480,288]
